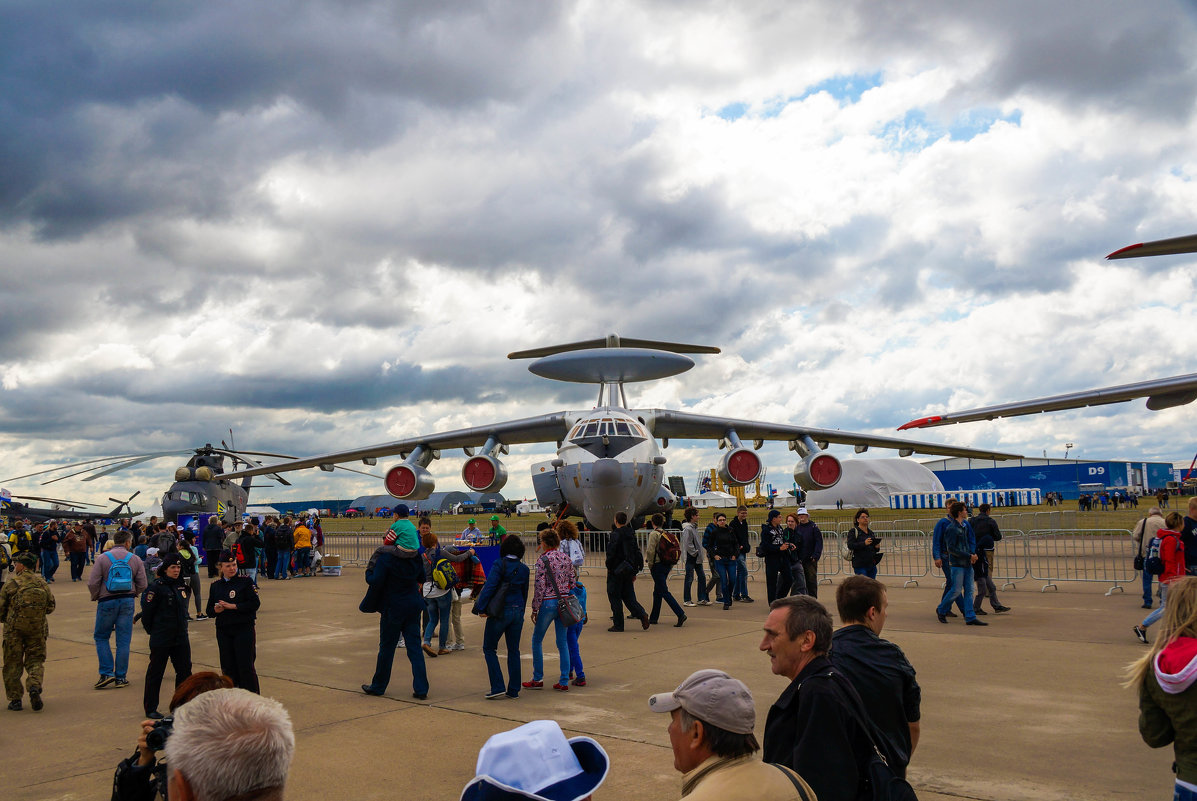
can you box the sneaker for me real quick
[422,643,438,658]
[740,596,755,603]
[114,678,130,688]
[94,676,115,690]
[522,680,544,689]
[451,643,466,651]
[552,683,569,691]
[397,636,406,648]
[7,699,20,711]
[698,600,712,606]
[1134,625,1149,644]
[195,614,209,620]
[572,677,587,687]
[485,690,507,700]
[683,601,696,607]
[29,692,42,711]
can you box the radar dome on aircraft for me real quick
[195,466,215,482]
[175,467,191,482]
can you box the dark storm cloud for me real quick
[0,0,568,237]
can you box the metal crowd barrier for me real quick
[1024,529,1136,595]
[988,531,1030,590]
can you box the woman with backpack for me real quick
[646,513,686,627]
[419,524,472,657]
[473,534,530,699]
[140,554,192,719]
[524,527,576,691]
[1135,512,1187,643]
[1125,575,1197,800]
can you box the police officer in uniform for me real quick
[140,553,192,718]
[0,551,55,711]
[206,550,261,693]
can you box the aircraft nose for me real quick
[591,458,622,487]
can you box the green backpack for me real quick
[7,580,51,636]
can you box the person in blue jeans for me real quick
[1134,509,1166,609]
[935,502,987,627]
[730,506,754,602]
[556,520,588,686]
[419,526,473,656]
[646,514,686,626]
[86,530,149,688]
[524,528,575,691]
[708,512,739,611]
[680,507,709,606]
[474,535,530,699]
[39,524,61,582]
[845,509,881,580]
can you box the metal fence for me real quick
[320,524,1141,596]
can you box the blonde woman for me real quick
[1125,576,1197,800]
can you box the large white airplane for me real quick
[221,335,1019,529]
[899,234,1197,431]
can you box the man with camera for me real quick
[114,685,293,801]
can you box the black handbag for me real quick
[483,560,511,618]
[1133,518,1147,571]
[825,671,918,801]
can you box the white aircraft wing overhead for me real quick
[643,410,1020,460]
[897,373,1197,430]
[219,413,574,480]
[1107,234,1197,259]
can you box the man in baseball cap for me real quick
[648,669,813,800]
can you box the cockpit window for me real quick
[614,421,630,436]
[582,421,600,437]
[570,417,646,443]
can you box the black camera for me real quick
[146,716,174,752]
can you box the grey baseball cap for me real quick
[647,669,755,734]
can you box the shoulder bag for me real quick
[483,559,512,618]
[823,670,918,801]
[1133,518,1147,571]
[541,553,584,626]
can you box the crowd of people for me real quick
[4,495,1197,800]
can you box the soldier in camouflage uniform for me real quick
[0,551,55,711]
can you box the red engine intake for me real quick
[793,452,842,490]
[384,464,435,500]
[717,447,763,486]
[461,455,508,493]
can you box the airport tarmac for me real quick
[3,564,1173,801]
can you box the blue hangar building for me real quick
[921,457,1174,500]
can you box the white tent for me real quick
[515,500,545,515]
[687,491,738,508]
[804,459,944,510]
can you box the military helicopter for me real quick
[3,438,375,524]
[220,335,1022,529]
[1,490,141,524]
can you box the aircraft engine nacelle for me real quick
[384,463,435,500]
[793,452,843,491]
[462,455,508,493]
[717,447,763,486]
[652,485,677,513]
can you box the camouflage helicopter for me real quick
[3,438,374,524]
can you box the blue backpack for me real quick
[106,552,134,593]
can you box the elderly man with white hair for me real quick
[164,688,295,801]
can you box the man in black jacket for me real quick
[605,512,649,632]
[201,517,225,578]
[760,595,878,801]
[829,576,921,778]
[729,506,754,602]
[360,542,428,699]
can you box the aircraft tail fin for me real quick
[508,333,720,359]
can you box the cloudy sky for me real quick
[3,0,1197,511]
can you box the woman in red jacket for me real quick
[1136,512,1187,643]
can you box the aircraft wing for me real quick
[218,413,574,480]
[643,410,1021,460]
[1107,234,1197,259]
[897,372,1197,430]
